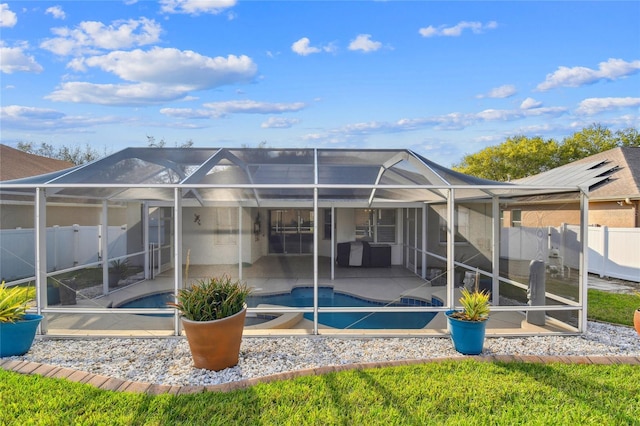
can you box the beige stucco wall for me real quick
[0,203,127,229]
[504,201,638,228]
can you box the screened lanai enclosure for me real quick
[0,148,589,337]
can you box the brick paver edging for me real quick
[2,355,639,395]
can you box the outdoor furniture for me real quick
[336,241,391,267]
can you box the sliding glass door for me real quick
[268,209,314,254]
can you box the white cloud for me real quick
[292,37,320,56]
[50,48,257,105]
[348,34,382,52]
[475,105,566,121]
[162,100,306,119]
[47,82,192,105]
[0,3,17,27]
[536,58,640,91]
[291,37,335,56]
[40,17,162,56]
[81,48,256,87]
[159,107,212,119]
[576,97,640,115]
[302,104,568,144]
[1,105,64,120]
[46,5,66,20]
[477,84,516,99]
[261,117,301,129]
[0,104,123,131]
[419,21,498,37]
[0,41,43,74]
[203,100,305,115]
[520,97,542,109]
[204,100,306,117]
[160,0,236,15]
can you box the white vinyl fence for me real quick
[0,225,127,282]
[501,225,640,283]
[585,226,640,282]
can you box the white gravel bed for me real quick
[13,322,640,387]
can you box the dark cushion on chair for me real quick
[337,242,351,267]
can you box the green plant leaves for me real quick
[0,281,36,323]
[168,275,251,322]
[457,288,490,321]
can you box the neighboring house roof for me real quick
[0,144,75,181]
[516,147,640,201]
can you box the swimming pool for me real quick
[117,293,270,326]
[120,287,439,329]
[248,287,438,329]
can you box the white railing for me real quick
[501,225,640,283]
[0,225,127,282]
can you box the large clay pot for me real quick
[634,309,640,336]
[181,307,247,371]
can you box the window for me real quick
[355,209,396,243]
[511,209,522,227]
[438,206,470,244]
[215,207,238,245]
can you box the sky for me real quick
[1,1,639,167]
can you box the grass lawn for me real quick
[588,289,639,326]
[2,360,639,425]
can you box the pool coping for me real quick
[2,355,639,395]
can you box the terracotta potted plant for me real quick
[445,287,491,355]
[169,275,251,371]
[634,291,640,336]
[0,281,43,357]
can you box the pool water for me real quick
[118,293,269,325]
[247,287,437,329]
[119,292,175,309]
[120,287,437,329]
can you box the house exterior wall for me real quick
[588,201,638,227]
[183,206,237,265]
[504,201,638,228]
[509,204,580,228]
[0,203,127,229]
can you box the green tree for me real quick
[16,142,104,166]
[559,124,619,163]
[453,135,560,181]
[614,127,640,147]
[453,124,639,181]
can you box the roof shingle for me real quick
[0,144,75,181]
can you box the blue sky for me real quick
[1,1,638,167]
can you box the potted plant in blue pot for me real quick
[446,287,490,355]
[0,281,43,357]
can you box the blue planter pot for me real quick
[445,310,487,355]
[47,286,61,305]
[0,314,43,357]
